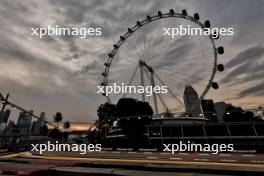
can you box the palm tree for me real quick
[53,112,63,128]
[63,121,71,132]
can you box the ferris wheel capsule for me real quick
[212,82,219,89]
[194,13,200,20]
[146,15,151,21]
[108,53,113,58]
[157,11,162,17]
[218,46,224,54]
[204,20,211,28]
[182,9,187,16]
[217,64,225,71]
[120,36,125,40]
[128,28,133,33]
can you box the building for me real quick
[214,102,232,123]
[254,110,264,120]
[201,99,217,122]
[17,110,33,133]
[30,121,37,134]
[32,112,45,134]
[183,85,203,117]
[1,109,11,123]
[0,111,3,124]
[4,120,15,135]
[0,109,10,134]
[0,123,6,134]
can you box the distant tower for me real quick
[5,120,15,135]
[17,112,26,127]
[17,110,33,133]
[0,112,3,124]
[0,109,10,124]
[201,99,217,122]
[214,102,232,122]
[2,109,11,123]
[183,85,203,117]
[32,112,45,134]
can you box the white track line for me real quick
[219,154,231,157]
[102,148,113,151]
[139,149,157,152]
[170,157,182,160]
[116,148,133,151]
[220,159,237,162]
[147,156,159,159]
[128,152,136,154]
[241,154,255,157]
[194,158,208,161]
[251,160,264,163]
[144,152,153,154]
[178,153,189,155]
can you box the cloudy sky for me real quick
[0,0,263,122]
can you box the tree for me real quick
[114,98,153,147]
[116,98,153,118]
[116,98,137,117]
[116,98,153,132]
[53,112,63,128]
[63,121,71,132]
[97,103,116,121]
[97,98,154,147]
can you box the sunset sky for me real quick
[0,0,263,122]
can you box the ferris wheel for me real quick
[101,9,225,116]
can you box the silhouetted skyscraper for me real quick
[17,110,33,132]
[32,112,45,134]
[5,120,15,135]
[0,109,10,124]
[201,99,217,122]
[0,123,6,134]
[183,85,202,117]
[0,112,3,124]
[2,109,11,123]
[214,102,232,122]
